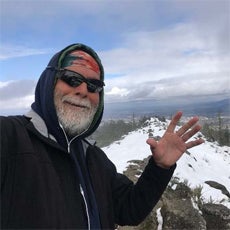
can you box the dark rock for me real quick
[161,184,206,230]
[202,203,230,230]
[205,180,230,198]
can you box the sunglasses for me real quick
[56,68,105,93]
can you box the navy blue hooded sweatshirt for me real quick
[1,43,177,230]
[31,43,105,229]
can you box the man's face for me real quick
[54,52,101,137]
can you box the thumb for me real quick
[146,138,158,149]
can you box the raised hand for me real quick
[146,111,204,169]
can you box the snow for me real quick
[103,117,230,209]
[156,208,163,230]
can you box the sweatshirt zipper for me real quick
[58,123,91,229]
[80,184,91,230]
[59,122,89,154]
[59,123,77,154]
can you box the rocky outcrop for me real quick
[202,203,230,229]
[118,156,230,230]
[160,183,206,229]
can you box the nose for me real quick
[73,82,88,97]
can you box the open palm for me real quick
[146,111,204,169]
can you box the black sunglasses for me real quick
[56,68,105,93]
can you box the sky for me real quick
[0,0,230,115]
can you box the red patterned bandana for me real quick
[62,50,100,74]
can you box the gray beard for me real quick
[54,89,98,137]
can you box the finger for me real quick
[177,116,199,137]
[186,138,205,149]
[181,124,202,142]
[146,138,158,153]
[166,111,183,133]
[146,138,158,148]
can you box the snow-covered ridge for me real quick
[103,117,230,208]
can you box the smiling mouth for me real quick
[64,101,89,109]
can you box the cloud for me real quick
[0,80,36,113]
[100,17,230,103]
[0,44,50,60]
[101,21,228,76]
[104,72,230,103]
[0,94,34,110]
[2,0,228,50]
[106,87,129,97]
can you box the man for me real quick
[0,43,204,229]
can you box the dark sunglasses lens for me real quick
[87,83,100,93]
[61,75,83,87]
[87,80,103,93]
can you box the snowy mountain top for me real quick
[103,117,230,209]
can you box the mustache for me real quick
[61,96,92,109]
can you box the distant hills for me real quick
[104,98,230,119]
[192,98,230,116]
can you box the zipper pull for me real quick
[68,143,70,153]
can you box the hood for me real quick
[31,43,104,148]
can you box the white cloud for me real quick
[104,71,230,103]
[0,45,50,60]
[101,22,228,76]
[101,21,230,103]
[0,81,12,88]
[0,80,35,114]
[106,87,129,97]
[0,94,34,110]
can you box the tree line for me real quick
[90,114,229,148]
